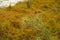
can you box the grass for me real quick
[0,0,60,40]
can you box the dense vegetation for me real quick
[0,0,60,40]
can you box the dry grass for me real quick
[0,0,60,40]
